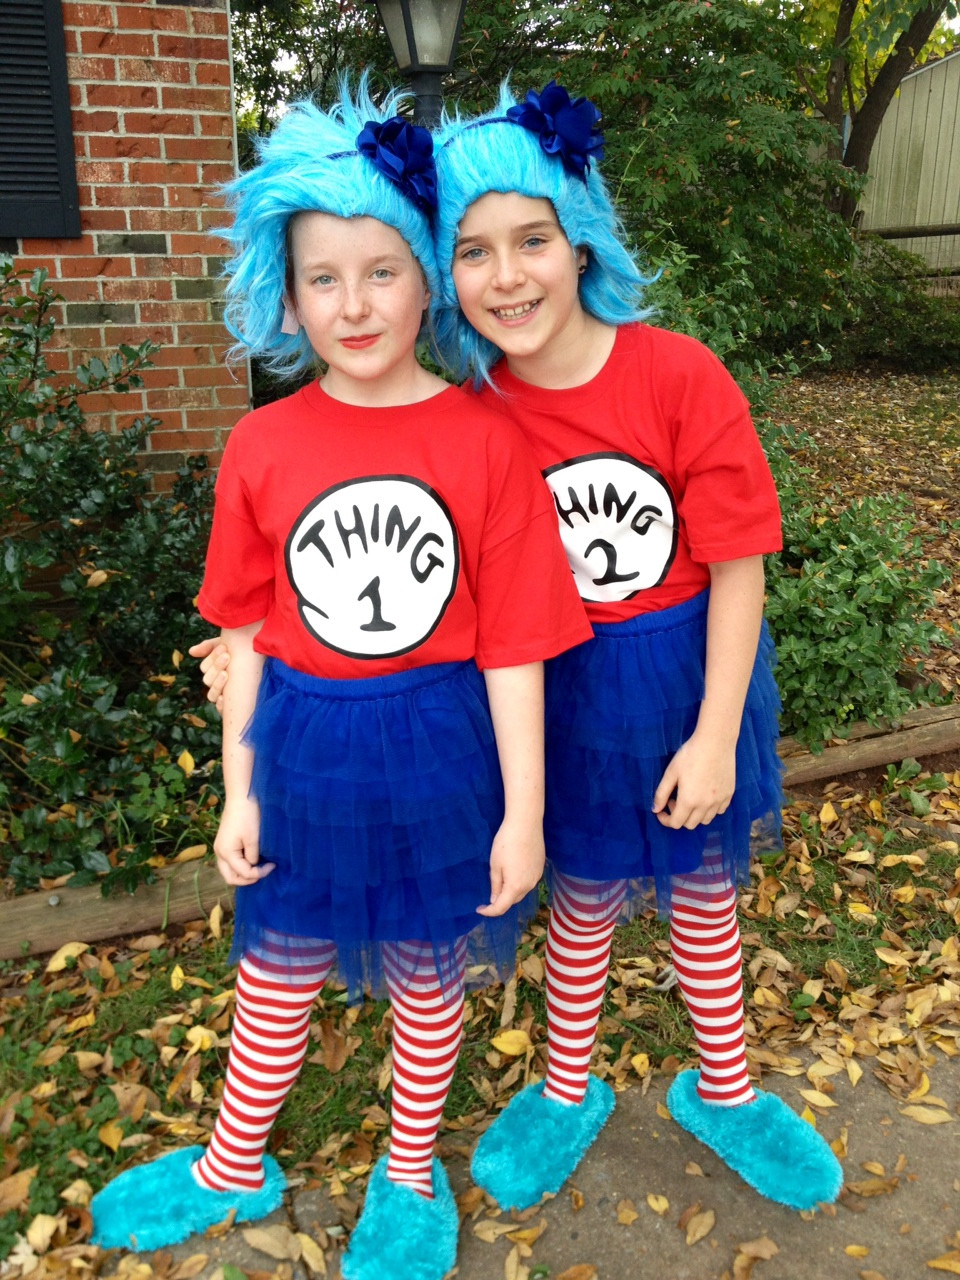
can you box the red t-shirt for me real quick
[198,381,591,677]
[473,324,783,623]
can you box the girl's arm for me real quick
[652,555,765,830]
[213,622,274,886]
[477,661,546,918]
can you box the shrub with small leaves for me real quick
[0,255,221,891]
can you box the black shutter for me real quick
[0,0,82,239]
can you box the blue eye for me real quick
[314,273,334,286]
[458,246,485,261]
[372,268,392,280]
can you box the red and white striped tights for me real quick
[194,938,465,1200]
[543,865,755,1108]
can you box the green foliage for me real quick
[0,256,221,892]
[762,430,949,747]
[828,238,960,372]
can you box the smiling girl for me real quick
[430,81,844,1214]
[89,83,589,1280]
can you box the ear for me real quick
[281,300,300,335]
[576,248,588,275]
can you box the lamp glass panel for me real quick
[375,1,412,68]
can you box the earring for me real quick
[281,304,300,336]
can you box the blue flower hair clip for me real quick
[506,80,604,182]
[356,116,438,215]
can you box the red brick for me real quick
[81,29,156,56]
[102,278,173,302]
[123,112,196,136]
[169,233,218,255]
[76,160,127,184]
[62,4,116,27]
[20,234,96,256]
[199,209,230,233]
[82,390,148,414]
[141,301,209,324]
[183,364,236,388]
[160,86,231,114]
[88,83,159,109]
[68,56,118,81]
[150,387,216,410]
[81,209,129,232]
[215,386,250,409]
[156,35,225,61]
[69,83,83,106]
[167,186,207,210]
[172,407,230,431]
[63,27,79,53]
[163,136,233,163]
[136,209,202,232]
[199,114,234,138]
[51,253,117,280]
[88,134,162,160]
[115,5,188,32]
[200,162,234,186]
[190,11,229,37]
[152,344,211,369]
[130,161,200,186]
[138,326,176,347]
[195,61,231,88]
[53,279,104,302]
[71,108,121,132]
[48,326,105,349]
[149,430,222,452]
[137,367,182,390]
[94,185,165,209]
[177,323,228,345]
[119,57,192,85]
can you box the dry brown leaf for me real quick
[646,1194,669,1216]
[900,1105,954,1125]
[45,943,89,973]
[570,1188,585,1212]
[845,1177,899,1198]
[491,1029,532,1056]
[845,1244,871,1257]
[505,1244,530,1280]
[555,1268,598,1280]
[473,1220,518,1244]
[737,1237,780,1260]
[97,1120,124,1152]
[507,1218,547,1246]
[25,1213,63,1253]
[297,1233,327,1275]
[168,1254,210,1280]
[685,1162,704,1177]
[616,1198,638,1225]
[928,1255,960,1275]
[241,1225,302,1261]
[685,1208,716,1245]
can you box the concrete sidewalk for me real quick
[152,1054,960,1280]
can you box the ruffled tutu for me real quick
[543,591,783,918]
[231,658,537,1003]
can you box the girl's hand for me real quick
[213,795,275,886]
[477,817,545,917]
[189,637,230,712]
[652,731,736,830]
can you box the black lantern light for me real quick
[367,0,468,128]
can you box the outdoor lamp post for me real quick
[367,0,468,128]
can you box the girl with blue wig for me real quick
[89,81,590,1280]
[426,80,844,1214]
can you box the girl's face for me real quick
[451,192,586,370]
[288,212,430,406]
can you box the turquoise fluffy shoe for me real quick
[341,1156,458,1280]
[471,1076,615,1210]
[666,1070,843,1211]
[90,1146,286,1252]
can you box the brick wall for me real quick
[11,0,248,485]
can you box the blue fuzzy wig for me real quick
[220,77,441,381]
[433,82,655,386]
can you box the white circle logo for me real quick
[543,452,677,602]
[285,475,459,658]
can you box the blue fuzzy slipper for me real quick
[90,1145,286,1252]
[666,1070,843,1211]
[471,1076,615,1210]
[341,1156,458,1280]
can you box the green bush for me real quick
[762,429,949,748]
[828,238,960,372]
[0,256,221,892]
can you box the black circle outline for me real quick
[541,451,679,598]
[283,473,461,659]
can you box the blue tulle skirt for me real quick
[543,591,783,918]
[230,658,537,1003]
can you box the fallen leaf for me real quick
[169,1255,210,1280]
[901,1106,953,1124]
[297,1232,327,1275]
[846,1244,871,1257]
[685,1208,716,1245]
[646,1194,670,1216]
[241,1225,301,1260]
[800,1088,837,1108]
[630,1052,650,1077]
[46,942,89,973]
[845,1177,899,1198]
[60,1179,93,1206]
[98,1120,124,1152]
[928,1255,960,1275]
[26,1213,62,1253]
[738,1236,780,1259]
[555,1268,597,1280]
[177,750,196,776]
[685,1162,704,1177]
[616,1198,638,1225]
[174,843,206,862]
[491,1029,532,1056]
[474,1220,518,1243]
[570,1188,585,1212]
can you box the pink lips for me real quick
[340,334,380,349]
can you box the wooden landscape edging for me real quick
[0,703,956,963]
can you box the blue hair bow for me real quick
[356,116,438,215]
[506,80,604,182]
